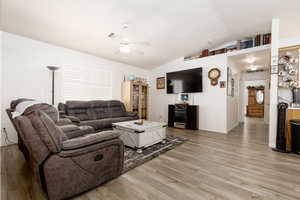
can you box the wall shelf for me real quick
[226,44,271,57]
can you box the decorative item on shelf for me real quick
[180,93,189,103]
[156,77,165,89]
[127,74,136,81]
[263,33,272,45]
[208,68,221,86]
[240,38,254,49]
[201,49,209,57]
[184,55,200,61]
[209,50,216,56]
[136,77,143,83]
[134,119,144,125]
[214,48,227,55]
[236,40,241,50]
[226,44,237,52]
[184,33,272,61]
[220,81,226,88]
[255,34,261,46]
[278,46,299,88]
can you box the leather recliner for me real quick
[13,109,124,200]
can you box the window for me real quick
[62,66,112,101]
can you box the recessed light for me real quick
[120,43,131,53]
[245,57,256,64]
[250,65,258,71]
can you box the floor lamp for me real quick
[47,66,60,105]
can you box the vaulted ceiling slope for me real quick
[1,0,300,69]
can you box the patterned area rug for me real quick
[122,135,187,173]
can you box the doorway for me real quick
[243,80,269,123]
[228,48,271,129]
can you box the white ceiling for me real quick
[228,49,271,73]
[1,0,300,69]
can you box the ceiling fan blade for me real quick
[114,50,131,58]
[131,49,144,55]
[108,33,123,40]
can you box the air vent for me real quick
[108,33,115,38]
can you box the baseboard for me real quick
[227,122,240,133]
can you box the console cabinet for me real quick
[122,81,148,119]
[286,108,300,151]
[168,104,198,130]
[246,87,264,118]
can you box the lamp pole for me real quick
[47,66,60,105]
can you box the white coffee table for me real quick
[112,120,167,153]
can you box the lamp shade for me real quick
[47,66,60,71]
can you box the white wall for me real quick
[1,32,149,146]
[149,54,228,134]
[0,31,2,146]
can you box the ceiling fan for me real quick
[108,23,150,55]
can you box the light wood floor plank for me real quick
[1,121,300,200]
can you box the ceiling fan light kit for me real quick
[120,43,131,53]
[108,23,150,55]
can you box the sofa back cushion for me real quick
[109,100,126,118]
[89,100,111,119]
[66,101,91,121]
[29,111,66,153]
[24,103,59,123]
[15,115,50,165]
[10,99,59,123]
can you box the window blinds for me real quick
[62,66,112,101]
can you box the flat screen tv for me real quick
[167,68,203,94]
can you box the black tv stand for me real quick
[168,104,198,130]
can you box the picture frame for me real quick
[156,77,165,89]
[220,81,226,88]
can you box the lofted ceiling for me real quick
[228,49,271,73]
[1,0,300,69]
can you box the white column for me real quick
[0,31,3,146]
[269,18,280,148]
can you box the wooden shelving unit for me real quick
[246,87,264,118]
[122,81,148,119]
[278,45,300,88]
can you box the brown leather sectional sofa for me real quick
[6,99,136,200]
[58,100,139,131]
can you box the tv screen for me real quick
[167,68,203,94]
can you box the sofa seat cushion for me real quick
[56,118,72,126]
[64,125,95,139]
[80,119,113,130]
[59,124,80,133]
[80,117,134,130]
[62,131,120,150]
[110,117,135,123]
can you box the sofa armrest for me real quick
[62,131,120,150]
[63,115,81,124]
[59,110,66,118]
[125,111,138,118]
[56,118,73,126]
